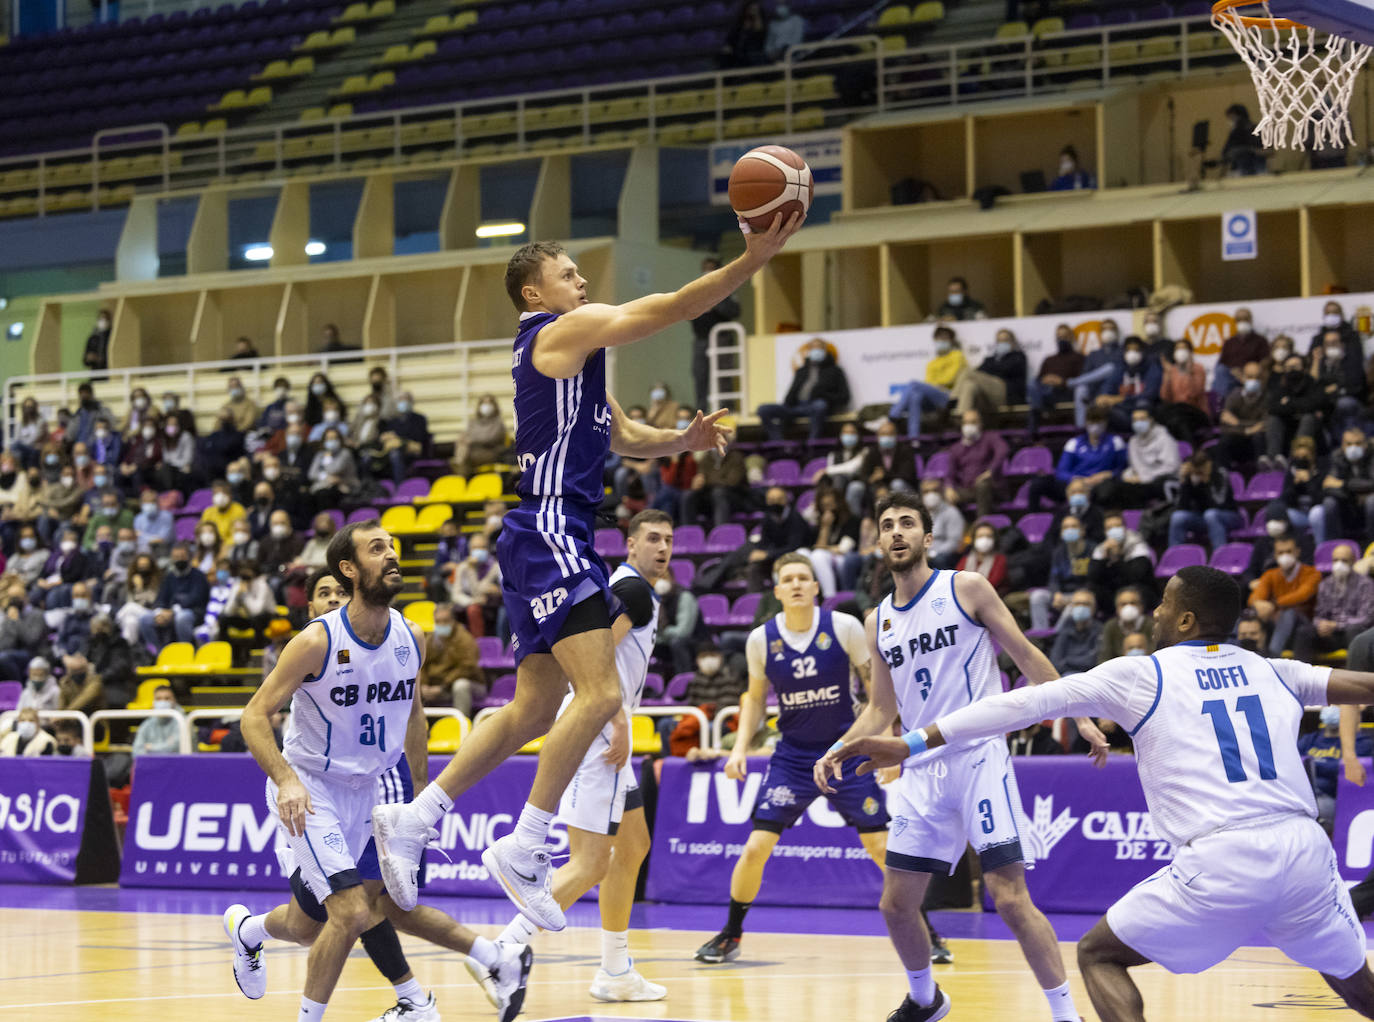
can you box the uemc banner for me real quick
[0,759,93,884]
[646,757,885,907]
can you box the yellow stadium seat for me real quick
[138,642,194,675]
[996,20,1029,38]
[911,0,944,23]
[215,89,248,109]
[331,26,356,44]
[194,641,233,671]
[464,473,502,501]
[795,74,836,100]
[876,4,911,27]
[300,29,331,49]
[453,9,478,27]
[129,678,169,709]
[404,600,436,632]
[379,43,410,63]
[881,34,905,50]
[338,75,370,95]
[247,86,273,106]
[415,503,454,531]
[370,0,395,15]
[368,70,395,89]
[257,59,291,79]
[299,106,326,121]
[411,39,436,59]
[1138,35,1179,59]
[631,714,662,754]
[428,715,465,753]
[793,105,825,131]
[420,13,453,33]
[175,121,203,137]
[1108,40,1139,63]
[290,55,316,74]
[1031,16,1065,36]
[422,475,468,504]
[338,2,369,20]
[203,118,227,133]
[381,505,418,534]
[328,103,354,118]
[731,81,770,105]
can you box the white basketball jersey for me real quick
[283,606,419,778]
[1131,642,1318,847]
[876,570,1000,760]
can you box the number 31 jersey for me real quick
[876,570,1000,761]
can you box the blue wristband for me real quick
[902,729,928,757]
[828,740,844,755]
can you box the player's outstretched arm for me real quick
[403,620,429,791]
[953,570,1110,766]
[608,393,732,459]
[814,610,900,793]
[1326,671,1374,707]
[242,622,328,836]
[537,212,803,361]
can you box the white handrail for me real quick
[183,706,470,750]
[711,703,782,749]
[0,708,95,751]
[89,708,192,754]
[471,703,709,751]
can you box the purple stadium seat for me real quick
[1241,471,1284,502]
[476,636,505,666]
[765,459,801,486]
[183,487,213,513]
[922,450,950,478]
[0,681,21,711]
[396,477,430,502]
[482,674,517,707]
[666,672,694,701]
[1210,542,1253,576]
[821,591,854,612]
[324,509,345,532]
[705,523,746,553]
[1122,509,1143,532]
[797,490,815,516]
[1018,512,1053,544]
[175,516,201,543]
[1316,539,1361,573]
[1001,480,1030,511]
[978,513,1012,530]
[1005,446,1052,476]
[802,457,828,480]
[728,592,762,626]
[643,672,665,698]
[1065,11,1101,29]
[699,594,730,626]
[674,525,706,554]
[671,560,696,588]
[347,507,380,524]
[1156,544,1206,578]
[595,528,627,558]
[1229,472,1246,499]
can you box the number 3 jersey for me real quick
[283,606,420,779]
[746,608,868,749]
[876,570,1001,762]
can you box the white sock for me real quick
[239,912,269,949]
[1044,980,1078,1021]
[511,802,554,850]
[498,914,539,946]
[299,995,327,1021]
[392,978,425,1005]
[467,935,500,970]
[907,967,935,1006]
[601,929,630,975]
[412,782,453,828]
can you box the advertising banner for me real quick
[776,291,1374,411]
[1330,772,1374,885]
[0,759,94,884]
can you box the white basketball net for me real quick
[1212,2,1373,150]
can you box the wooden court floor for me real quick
[0,905,1360,1021]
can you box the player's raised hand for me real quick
[276,774,315,837]
[680,408,733,456]
[1075,717,1111,768]
[834,735,910,775]
[723,747,748,781]
[739,209,805,261]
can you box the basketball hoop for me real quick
[1212,0,1372,150]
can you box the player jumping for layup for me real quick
[372,213,802,928]
[838,564,1374,1022]
[814,493,1107,1022]
[694,552,892,964]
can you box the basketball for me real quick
[728,144,815,233]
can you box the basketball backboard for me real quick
[1268,0,1374,45]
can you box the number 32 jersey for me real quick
[875,570,1000,761]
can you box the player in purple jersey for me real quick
[372,212,803,930]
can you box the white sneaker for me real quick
[463,955,500,1009]
[222,903,265,1000]
[590,964,667,1002]
[480,834,566,932]
[366,993,441,1021]
[371,802,438,912]
[489,941,533,1022]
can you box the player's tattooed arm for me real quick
[608,392,731,458]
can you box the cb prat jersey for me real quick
[283,606,419,779]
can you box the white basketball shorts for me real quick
[267,767,377,903]
[558,738,640,837]
[1107,813,1367,978]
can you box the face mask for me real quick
[432,623,453,639]
[486,515,503,531]
[371,379,384,392]
[654,577,673,596]
[311,382,327,396]
[698,656,722,675]
[676,419,693,431]
[165,424,179,439]
[1101,329,1119,345]
[396,401,412,414]
[1333,561,1353,578]
[946,292,964,307]
[961,424,980,441]
[286,413,301,426]
[479,402,496,416]
[324,439,341,453]
[1174,349,1191,364]
[1347,446,1366,462]
[1324,313,1342,328]
[1119,603,1140,623]
[17,721,36,740]
[213,492,230,509]
[807,348,826,363]
[1265,520,1287,538]
[45,455,59,467]
[229,388,244,401]
[134,396,148,410]
[1144,322,1161,337]
[60,475,74,488]
[1243,378,1261,395]
[172,559,189,572]
[361,403,377,417]
[74,455,90,469]
[1124,350,1142,367]
[71,598,90,613]
[1327,347,1345,363]
[1125,647,1146,657]
[922,491,941,510]
[271,524,291,539]
[1320,706,1342,728]
[276,387,289,401]
[995,341,1011,357]
[117,540,134,555]
[1272,345,1292,363]
[20,537,35,552]
[286,434,302,450]
[264,467,281,481]
[840,433,858,448]
[200,531,217,546]
[233,530,250,544]
[1059,159,1074,175]
[1068,493,1088,511]
[1086,424,1104,440]
[934,340,951,355]
[163,398,177,413]
[94,429,109,442]
[878,436,896,451]
[1057,338,1074,353]
[649,388,666,402]
[60,540,76,554]
[973,535,995,554]
[153,698,173,711]
[1070,605,1092,623]
[1276,553,1297,571]
[94,474,109,489]
[216,569,231,585]
[1235,319,1253,335]
[1131,418,1149,435]
[1107,526,1126,543]
[472,548,489,563]
[323,410,340,424]
[1061,528,1081,544]
[137,424,154,441]
[227,472,245,486]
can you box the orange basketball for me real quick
[728,144,814,232]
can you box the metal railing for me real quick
[0,14,1244,216]
[0,709,96,751]
[711,703,782,749]
[89,707,193,753]
[471,704,709,751]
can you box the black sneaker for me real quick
[693,930,741,963]
[887,987,950,1022]
[930,934,953,964]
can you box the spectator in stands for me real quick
[34,526,89,608]
[1087,512,1154,611]
[381,390,432,484]
[218,560,277,664]
[132,685,185,756]
[112,554,159,647]
[219,376,257,434]
[1265,347,1324,468]
[84,310,112,375]
[1235,609,1268,653]
[1051,589,1101,674]
[1099,335,1163,435]
[809,487,861,597]
[1065,319,1125,428]
[18,657,58,711]
[230,336,260,362]
[1153,338,1211,439]
[685,448,752,529]
[454,395,508,477]
[54,581,95,658]
[123,387,154,436]
[72,443,97,491]
[1028,514,1091,630]
[873,326,966,442]
[691,255,743,409]
[366,366,398,421]
[1215,361,1269,470]
[0,589,45,682]
[253,378,289,437]
[746,487,813,590]
[71,383,113,449]
[12,397,48,470]
[1268,434,1323,534]
[1050,145,1096,190]
[0,453,35,549]
[243,480,274,540]
[655,570,702,677]
[34,467,83,549]
[305,372,346,427]
[1311,299,1361,354]
[1310,428,1374,545]
[10,526,47,588]
[308,428,359,510]
[90,418,121,474]
[812,422,866,509]
[855,420,918,507]
[655,440,698,519]
[1140,310,1173,367]
[82,489,131,551]
[1009,721,1062,756]
[139,543,208,650]
[131,488,172,555]
[1222,103,1265,175]
[450,532,502,637]
[1027,324,1086,438]
[199,479,246,545]
[684,638,746,709]
[51,718,89,758]
[757,338,850,442]
[646,382,683,430]
[1312,542,1374,657]
[919,478,965,570]
[1097,586,1153,662]
[1300,705,1369,832]
[257,511,304,602]
[192,523,221,575]
[1029,405,1126,510]
[58,651,104,714]
[1250,535,1320,657]
[425,518,465,603]
[1312,326,1367,438]
[941,409,1006,519]
[1211,308,1269,399]
[155,415,196,493]
[320,322,356,355]
[0,708,54,757]
[1168,452,1242,550]
[1091,407,1178,509]
[296,513,335,570]
[119,417,162,492]
[160,392,197,437]
[419,603,485,716]
[225,516,260,571]
[936,276,987,321]
[764,0,805,61]
[723,1,767,67]
[957,328,1028,418]
[308,397,348,444]
[100,526,138,594]
[1244,503,1315,587]
[957,520,1007,593]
